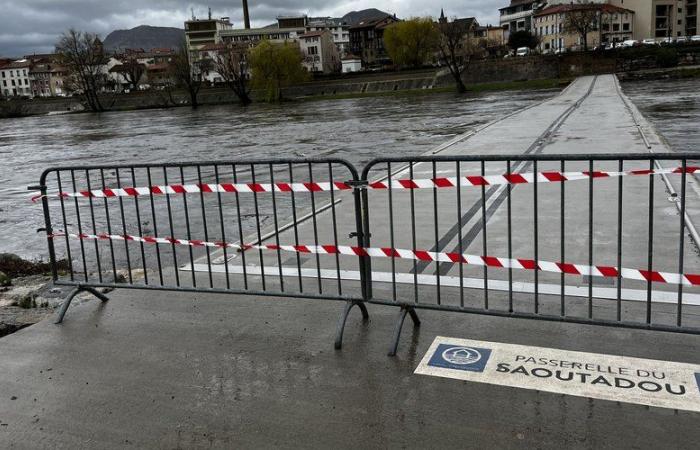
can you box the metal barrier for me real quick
[31,159,369,348]
[32,153,700,355]
[362,153,700,354]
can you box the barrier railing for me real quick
[32,153,700,355]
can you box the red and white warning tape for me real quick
[51,232,700,286]
[33,166,698,201]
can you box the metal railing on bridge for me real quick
[32,153,700,355]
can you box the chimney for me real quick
[242,0,251,29]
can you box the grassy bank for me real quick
[298,78,573,102]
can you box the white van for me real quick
[516,47,530,56]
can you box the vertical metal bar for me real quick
[115,169,133,284]
[677,159,686,327]
[646,159,654,324]
[360,174,373,300]
[146,167,164,285]
[507,160,513,312]
[85,170,102,283]
[533,160,539,314]
[196,165,213,288]
[180,166,196,287]
[288,164,303,292]
[481,161,488,309]
[38,178,58,282]
[616,159,623,321]
[588,159,593,319]
[388,162,397,301]
[269,164,284,291]
[214,165,230,290]
[251,164,266,290]
[432,161,441,305]
[130,168,149,285]
[457,161,464,308]
[232,165,248,289]
[409,162,418,303]
[56,172,75,281]
[308,163,322,293]
[99,169,117,282]
[560,160,565,316]
[328,163,342,295]
[163,168,180,287]
[70,170,88,281]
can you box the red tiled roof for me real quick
[535,3,633,17]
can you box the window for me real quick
[308,46,318,55]
[623,23,630,31]
[613,23,620,31]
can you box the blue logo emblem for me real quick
[428,344,492,372]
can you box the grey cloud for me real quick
[0,0,503,57]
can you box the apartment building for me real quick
[609,0,699,39]
[348,14,399,68]
[184,15,233,54]
[299,30,340,73]
[534,3,635,51]
[499,0,543,39]
[0,60,32,97]
[305,17,351,55]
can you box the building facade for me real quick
[185,16,233,54]
[0,60,32,97]
[499,0,541,39]
[609,0,699,39]
[348,14,399,68]
[299,30,340,73]
[29,62,67,97]
[534,3,635,51]
[305,17,351,55]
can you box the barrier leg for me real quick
[55,286,110,324]
[388,306,420,357]
[334,301,369,350]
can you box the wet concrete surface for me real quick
[0,287,699,449]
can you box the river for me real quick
[0,79,698,262]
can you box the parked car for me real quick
[642,38,657,45]
[620,39,639,48]
[676,36,688,43]
[516,47,530,57]
[658,37,675,45]
[692,35,700,42]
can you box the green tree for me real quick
[249,40,308,102]
[384,18,439,68]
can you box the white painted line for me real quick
[182,263,700,306]
[415,336,700,413]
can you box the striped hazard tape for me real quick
[51,232,700,287]
[33,166,698,201]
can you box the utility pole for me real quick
[242,0,251,29]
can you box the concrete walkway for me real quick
[2,75,699,449]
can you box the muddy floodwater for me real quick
[0,79,697,262]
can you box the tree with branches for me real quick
[436,18,482,93]
[384,18,440,68]
[115,52,146,90]
[249,40,307,102]
[55,29,108,112]
[169,42,209,108]
[563,2,600,51]
[213,42,252,105]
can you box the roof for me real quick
[348,14,395,30]
[300,30,326,39]
[1,60,32,69]
[499,0,537,11]
[535,3,634,17]
[199,43,225,51]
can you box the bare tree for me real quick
[437,19,481,93]
[116,53,146,90]
[169,43,209,109]
[563,2,600,51]
[55,29,108,111]
[213,42,252,105]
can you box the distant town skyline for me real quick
[0,0,502,57]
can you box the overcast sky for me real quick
[0,0,502,57]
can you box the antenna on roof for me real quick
[208,7,212,20]
[191,8,195,20]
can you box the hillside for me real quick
[103,25,184,52]
[341,8,391,25]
